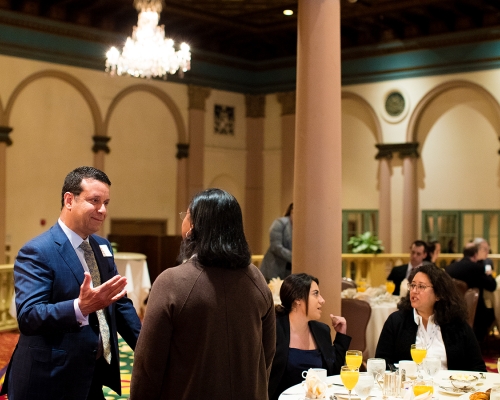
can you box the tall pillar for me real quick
[92,135,110,172]
[277,91,296,213]
[294,0,342,318]
[244,94,265,254]
[401,143,419,247]
[187,85,210,200]
[92,135,110,237]
[375,146,393,252]
[176,143,189,234]
[0,127,13,263]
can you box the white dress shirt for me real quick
[413,309,448,370]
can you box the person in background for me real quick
[1,166,141,400]
[268,273,351,400]
[376,264,485,371]
[130,188,276,400]
[446,242,496,342]
[260,203,293,281]
[387,240,428,296]
[424,240,441,264]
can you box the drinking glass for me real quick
[367,358,386,379]
[413,378,433,397]
[346,350,363,369]
[385,280,395,295]
[341,366,360,400]
[354,372,374,400]
[357,279,367,293]
[410,344,427,376]
[491,385,500,400]
[497,357,500,373]
[423,357,440,378]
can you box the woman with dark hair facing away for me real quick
[260,203,293,281]
[268,273,351,400]
[375,264,485,371]
[130,188,276,400]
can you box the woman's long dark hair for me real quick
[276,273,319,317]
[178,188,251,269]
[398,264,468,325]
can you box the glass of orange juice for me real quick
[413,378,433,397]
[411,344,427,376]
[341,366,360,400]
[357,279,367,293]
[385,280,396,295]
[346,350,363,369]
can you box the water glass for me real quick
[423,357,440,378]
[354,372,374,400]
[367,358,386,379]
[376,371,399,397]
[491,385,500,400]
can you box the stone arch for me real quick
[3,70,103,133]
[342,91,383,144]
[406,80,500,143]
[104,84,187,143]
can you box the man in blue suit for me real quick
[1,166,142,400]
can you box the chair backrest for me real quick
[453,279,468,296]
[464,288,479,328]
[341,298,372,357]
[342,277,357,291]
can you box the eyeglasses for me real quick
[407,283,433,293]
[179,211,188,221]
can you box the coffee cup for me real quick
[302,368,327,381]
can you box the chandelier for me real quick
[105,0,191,79]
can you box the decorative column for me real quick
[92,135,110,172]
[277,91,296,213]
[401,143,419,248]
[245,94,265,254]
[92,135,110,237]
[187,85,211,200]
[0,127,13,263]
[375,144,393,252]
[176,143,189,234]
[294,0,342,318]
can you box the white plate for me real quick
[328,375,344,386]
[437,385,478,396]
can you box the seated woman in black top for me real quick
[268,273,352,400]
[375,264,485,371]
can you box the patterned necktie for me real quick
[79,240,112,364]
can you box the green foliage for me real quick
[347,231,384,254]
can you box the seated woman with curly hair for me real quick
[375,264,486,371]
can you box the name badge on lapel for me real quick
[99,245,113,257]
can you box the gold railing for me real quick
[251,253,500,287]
[0,264,17,331]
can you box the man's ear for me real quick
[63,192,74,209]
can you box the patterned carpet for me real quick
[0,331,133,400]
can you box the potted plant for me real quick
[347,231,384,254]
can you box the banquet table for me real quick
[278,369,500,400]
[114,252,151,317]
[365,300,399,358]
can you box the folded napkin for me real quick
[304,369,327,399]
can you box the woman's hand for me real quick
[330,314,347,334]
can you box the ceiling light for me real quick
[105,0,191,79]
[283,9,293,16]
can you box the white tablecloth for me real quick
[278,370,500,400]
[366,301,398,358]
[114,252,151,317]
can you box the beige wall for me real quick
[3,52,500,260]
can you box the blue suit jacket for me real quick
[1,223,141,400]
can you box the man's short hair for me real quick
[463,242,478,258]
[412,240,428,254]
[61,166,111,208]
